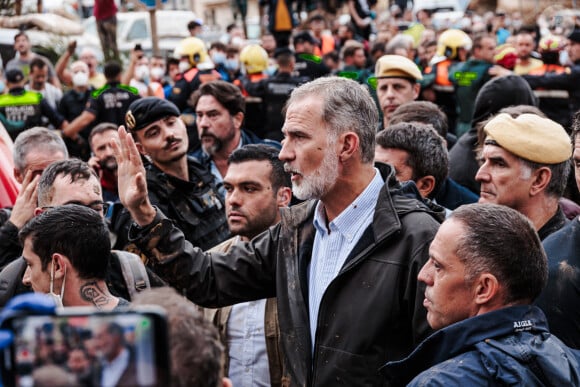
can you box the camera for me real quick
[0,307,170,387]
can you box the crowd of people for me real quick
[0,1,579,385]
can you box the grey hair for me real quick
[13,127,68,173]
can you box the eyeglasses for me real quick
[41,201,110,215]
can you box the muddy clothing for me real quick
[126,164,444,386]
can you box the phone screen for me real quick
[2,309,169,387]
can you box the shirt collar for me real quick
[313,169,383,240]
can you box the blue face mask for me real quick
[224,59,239,71]
[0,81,5,94]
[265,65,278,76]
[211,52,226,65]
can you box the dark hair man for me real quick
[382,203,580,385]
[88,122,120,202]
[93,321,137,385]
[475,112,571,240]
[190,80,280,187]
[123,97,229,250]
[28,57,63,110]
[206,144,291,386]
[20,204,128,310]
[535,115,580,348]
[114,76,444,385]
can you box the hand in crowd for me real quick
[488,65,512,77]
[8,170,40,229]
[111,126,156,226]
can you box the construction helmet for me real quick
[539,35,566,52]
[436,29,473,59]
[240,44,269,74]
[174,37,208,66]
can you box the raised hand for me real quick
[111,126,156,226]
[9,171,40,229]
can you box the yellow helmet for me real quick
[240,44,269,74]
[539,35,566,52]
[174,37,208,66]
[436,29,472,59]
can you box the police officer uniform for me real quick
[0,69,64,140]
[293,32,330,80]
[87,81,140,127]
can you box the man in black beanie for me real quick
[122,97,229,251]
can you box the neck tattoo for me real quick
[80,281,113,309]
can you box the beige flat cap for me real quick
[374,55,423,81]
[484,113,572,164]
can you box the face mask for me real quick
[150,67,165,80]
[225,59,239,71]
[72,71,89,87]
[135,65,150,81]
[265,65,278,76]
[179,61,191,73]
[560,50,570,66]
[211,52,226,65]
[49,260,66,309]
[0,81,5,94]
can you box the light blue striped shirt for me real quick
[308,169,384,351]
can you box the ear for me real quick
[14,168,23,184]
[34,207,44,216]
[415,175,436,199]
[529,167,551,196]
[276,187,292,207]
[51,253,69,279]
[412,83,420,100]
[135,141,147,156]
[233,112,244,130]
[222,377,233,387]
[473,273,500,306]
[338,132,359,163]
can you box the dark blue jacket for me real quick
[433,177,479,210]
[382,305,580,386]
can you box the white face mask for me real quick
[150,67,165,80]
[49,260,66,309]
[179,61,191,73]
[135,65,150,81]
[72,71,89,87]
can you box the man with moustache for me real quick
[190,80,280,194]
[88,123,120,202]
[113,76,444,385]
[123,97,229,251]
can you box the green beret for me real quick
[125,97,180,132]
[484,113,572,164]
[374,55,423,81]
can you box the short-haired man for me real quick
[64,61,140,141]
[372,55,423,128]
[88,122,120,202]
[382,203,580,385]
[0,159,164,304]
[206,144,291,386]
[514,31,543,75]
[190,80,280,187]
[56,43,107,89]
[475,113,571,240]
[133,287,232,387]
[93,321,137,385]
[123,97,229,251]
[535,118,580,348]
[20,204,129,310]
[27,57,63,110]
[114,76,445,385]
[0,127,68,268]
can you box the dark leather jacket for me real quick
[128,164,445,386]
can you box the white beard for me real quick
[291,144,339,200]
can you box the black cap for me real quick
[293,31,318,45]
[5,69,24,84]
[125,97,180,132]
[568,29,580,43]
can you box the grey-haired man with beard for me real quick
[114,76,444,385]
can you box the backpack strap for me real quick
[112,250,150,300]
